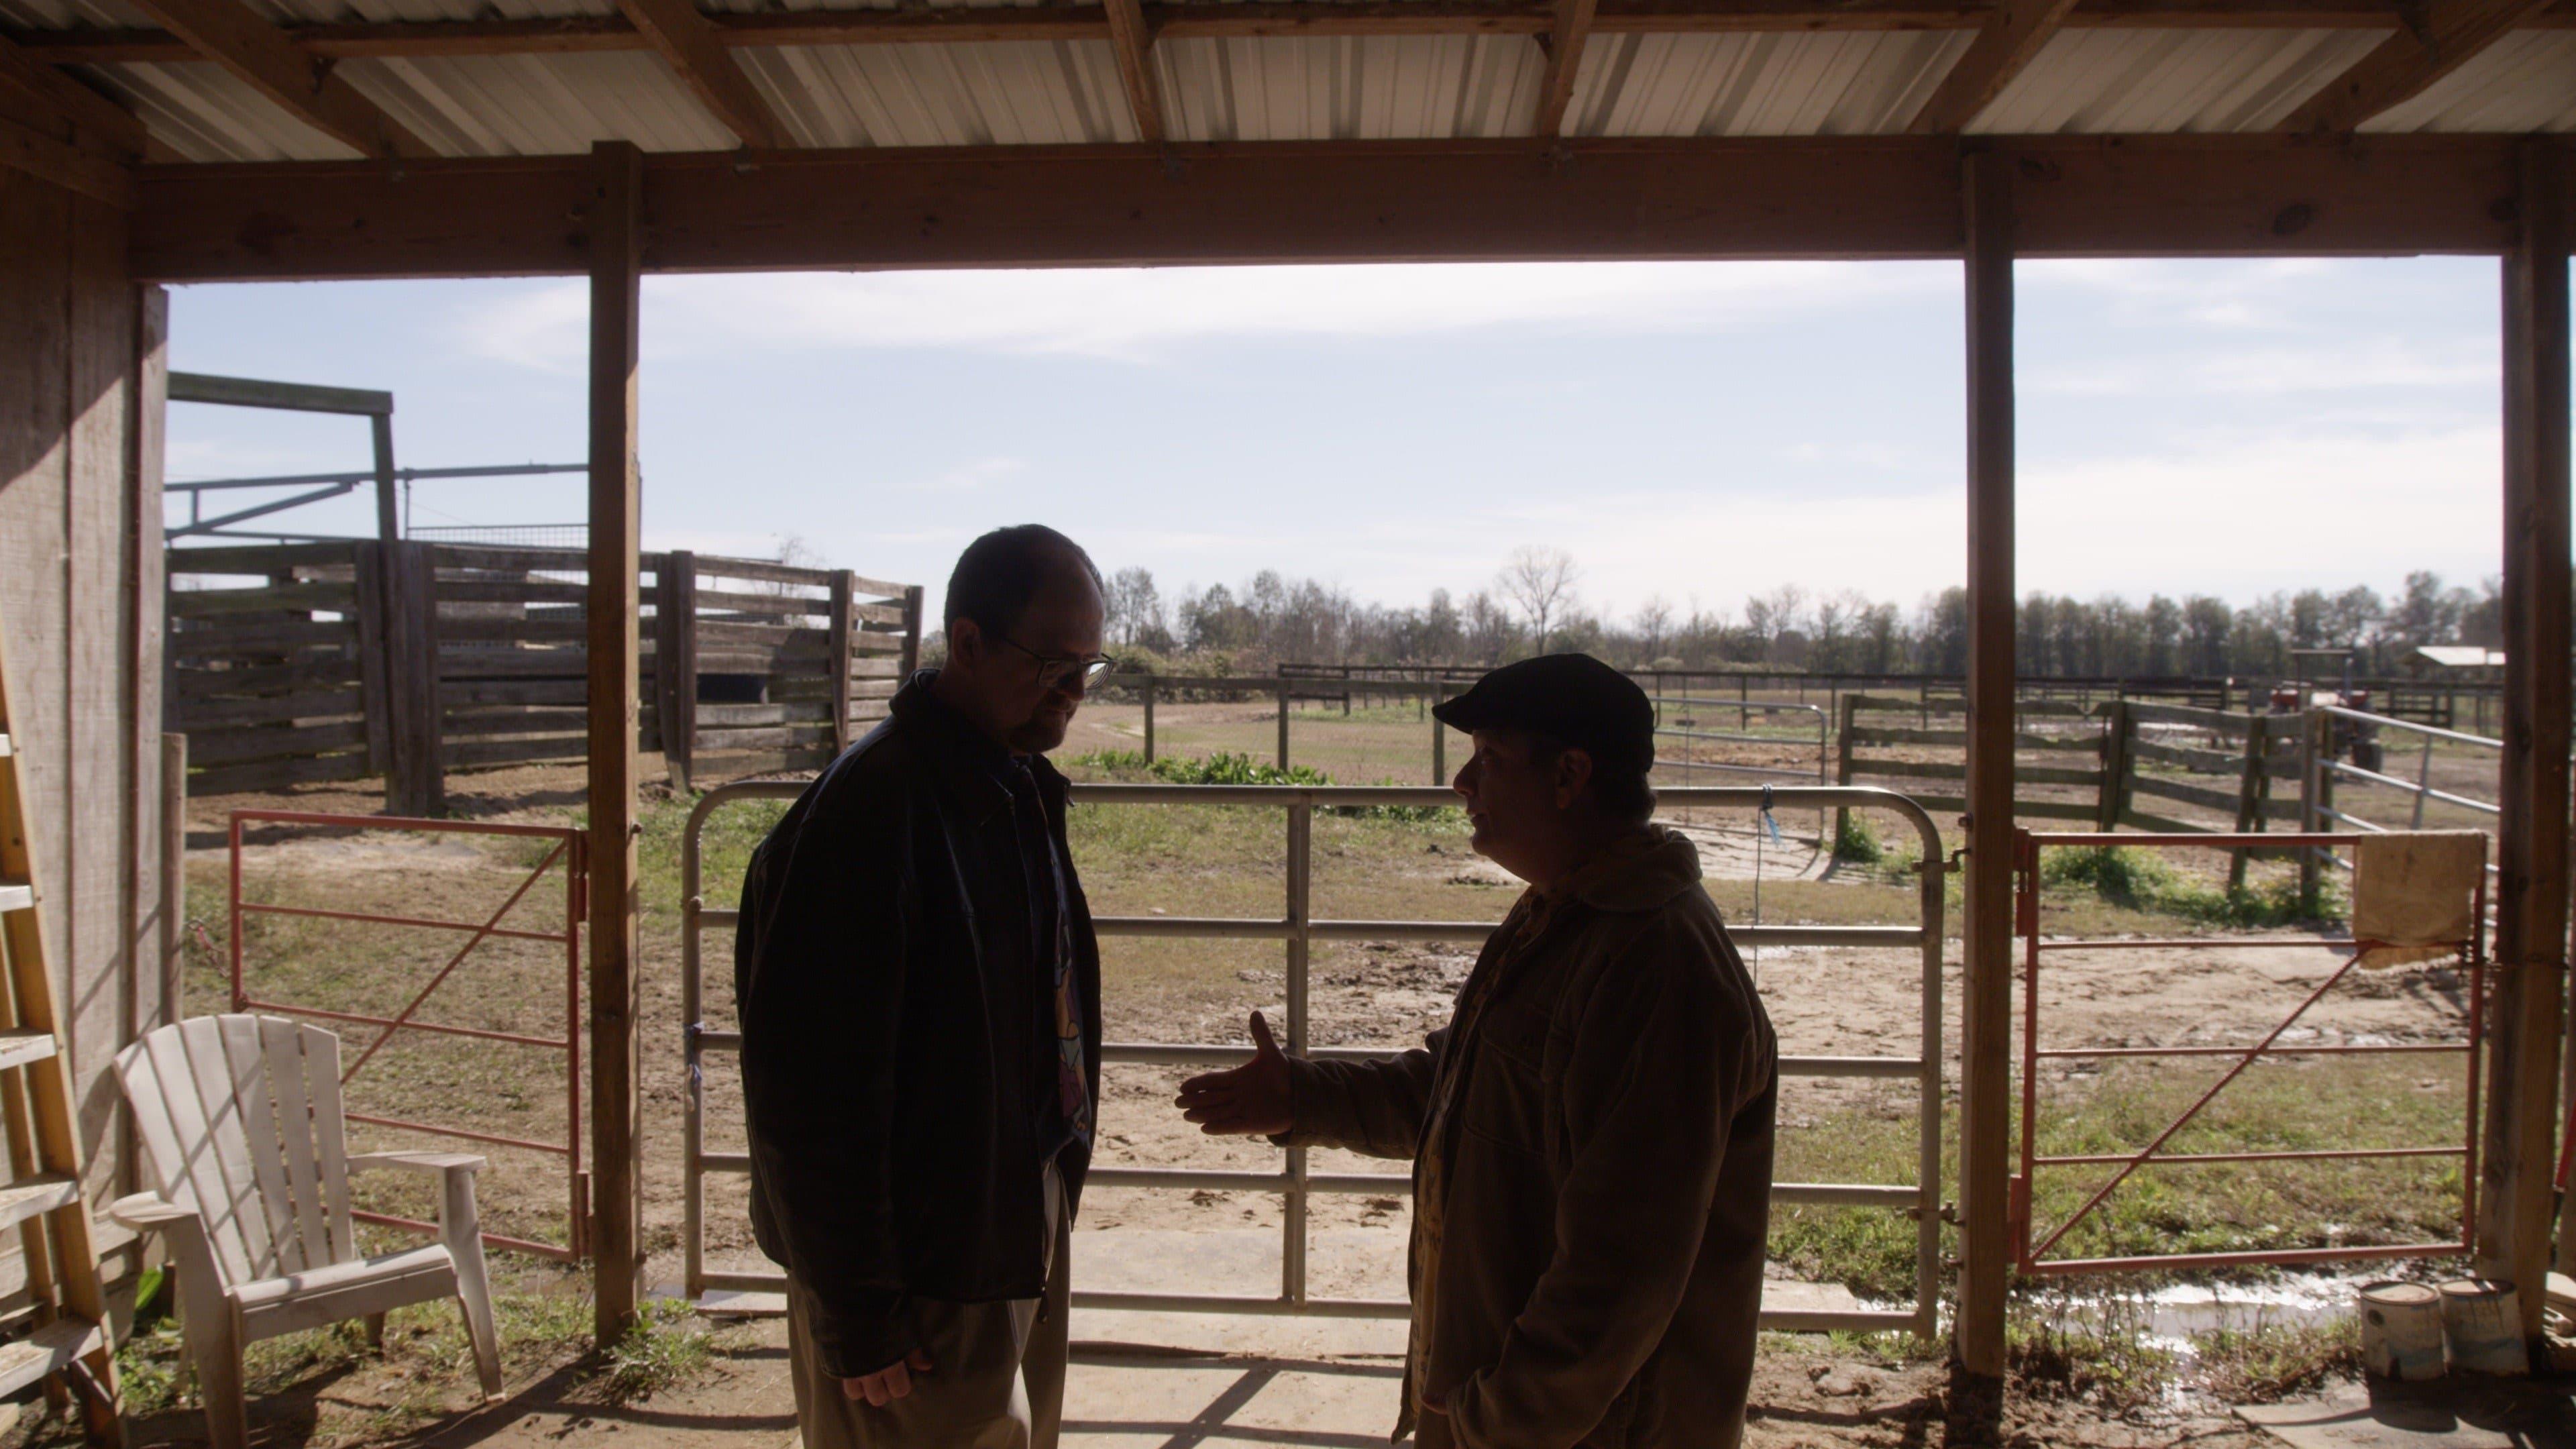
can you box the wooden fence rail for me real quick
[168,542,923,810]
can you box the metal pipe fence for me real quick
[2013,828,2485,1276]
[680,783,1947,1337]
[227,808,588,1260]
[2312,706,2502,875]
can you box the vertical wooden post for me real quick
[899,584,925,679]
[586,138,645,1348]
[383,541,443,817]
[1833,693,1858,850]
[159,733,186,1029]
[2228,712,2269,892]
[353,541,392,776]
[1955,147,2017,1385]
[2491,138,2571,1326]
[1277,680,1291,771]
[1432,686,1448,786]
[370,410,399,547]
[654,550,696,793]
[2296,710,2324,908]
[2095,698,2131,831]
[828,571,855,755]
[1143,676,1158,764]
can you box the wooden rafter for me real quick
[1101,0,1167,143]
[614,0,787,148]
[117,0,433,156]
[1532,0,1599,137]
[1906,0,2082,131]
[19,0,2571,66]
[2275,0,2557,131]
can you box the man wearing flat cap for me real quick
[1175,653,1778,1449]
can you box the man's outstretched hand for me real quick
[1174,1011,1294,1137]
[842,1348,934,1407]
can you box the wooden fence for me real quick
[1833,694,2316,875]
[168,543,923,810]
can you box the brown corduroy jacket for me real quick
[1280,826,1777,1449]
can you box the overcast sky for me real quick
[166,256,2515,629]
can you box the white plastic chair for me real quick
[111,1015,501,1449]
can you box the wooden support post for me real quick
[2296,709,2324,909]
[1432,687,1448,786]
[2492,138,2571,1324]
[654,550,696,792]
[382,539,443,816]
[160,733,186,1028]
[899,584,925,679]
[353,541,392,775]
[370,410,397,546]
[1277,680,1291,771]
[2095,697,2131,830]
[1833,692,1858,851]
[1143,675,1157,764]
[586,138,645,1348]
[1955,146,2017,1386]
[828,570,855,754]
[2228,712,2269,892]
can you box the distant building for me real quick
[2415,645,2505,682]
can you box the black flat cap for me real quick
[1434,653,1654,775]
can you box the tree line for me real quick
[1097,546,2503,680]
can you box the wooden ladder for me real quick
[0,624,124,1444]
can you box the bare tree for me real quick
[1497,546,1582,655]
[1632,595,1674,664]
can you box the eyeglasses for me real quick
[994,634,1114,690]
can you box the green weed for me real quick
[595,1299,714,1404]
[1832,812,1885,865]
[2041,845,2342,929]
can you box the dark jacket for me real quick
[1281,827,1777,1449]
[734,672,1102,1379]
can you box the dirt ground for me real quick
[132,716,2481,1449]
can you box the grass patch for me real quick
[2040,845,2343,930]
[596,1298,716,1404]
[1832,811,1885,865]
[1769,1058,2461,1302]
[2010,1302,2179,1418]
[2193,1318,2361,1404]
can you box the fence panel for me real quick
[678,782,1948,1338]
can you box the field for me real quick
[89,698,2500,1448]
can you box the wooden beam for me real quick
[2491,136,2569,1340]
[613,0,787,149]
[117,0,433,157]
[0,32,138,205]
[1533,0,1601,136]
[2275,0,2556,131]
[23,0,2571,65]
[1907,0,2082,132]
[585,138,645,1348]
[126,135,2557,282]
[1101,0,1167,144]
[1955,144,2015,1386]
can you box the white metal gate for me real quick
[679,783,1947,1337]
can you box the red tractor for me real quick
[2267,648,2384,771]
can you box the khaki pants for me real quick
[788,1166,1071,1449]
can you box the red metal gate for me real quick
[2012,828,2486,1275]
[229,809,588,1259]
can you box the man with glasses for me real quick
[737,524,1112,1449]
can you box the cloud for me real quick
[2022,258,2343,330]
[2030,337,2496,398]
[455,262,1951,368]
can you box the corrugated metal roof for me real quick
[1968,28,2383,133]
[1159,36,1542,141]
[741,39,1130,145]
[1575,31,1970,136]
[10,0,2569,161]
[2362,30,2576,132]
